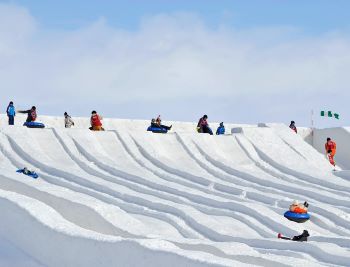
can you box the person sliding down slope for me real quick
[278,230,309,242]
[325,137,336,167]
[289,200,308,213]
[155,115,172,130]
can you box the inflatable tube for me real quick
[147,126,168,133]
[16,169,39,179]
[23,121,45,128]
[284,211,310,223]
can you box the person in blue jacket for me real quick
[216,122,225,135]
[6,101,16,125]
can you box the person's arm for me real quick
[18,110,30,114]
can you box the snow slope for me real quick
[0,115,349,267]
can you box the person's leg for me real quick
[93,126,102,131]
[327,153,333,165]
[203,126,213,135]
[9,115,14,125]
[329,154,335,166]
[161,124,172,130]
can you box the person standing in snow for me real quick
[6,101,16,125]
[216,122,225,135]
[90,110,104,131]
[64,112,75,128]
[325,137,336,167]
[18,106,37,122]
[197,115,213,135]
[289,121,297,133]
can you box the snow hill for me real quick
[0,114,350,267]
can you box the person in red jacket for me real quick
[197,115,213,135]
[18,106,37,122]
[90,110,104,131]
[325,137,336,166]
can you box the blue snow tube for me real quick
[147,126,168,133]
[16,169,39,179]
[284,211,310,223]
[23,121,45,128]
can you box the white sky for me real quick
[0,3,349,128]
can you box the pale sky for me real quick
[1,0,349,127]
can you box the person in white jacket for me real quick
[64,112,75,128]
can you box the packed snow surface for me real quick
[0,115,349,266]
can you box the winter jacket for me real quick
[64,115,74,128]
[216,126,225,135]
[19,109,37,122]
[6,105,16,116]
[91,114,102,127]
[325,141,336,155]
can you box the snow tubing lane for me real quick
[147,126,168,133]
[23,122,45,128]
[284,211,310,223]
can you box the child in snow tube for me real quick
[147,117,172,133]
[289,200,308,213]
[285,200,310,223]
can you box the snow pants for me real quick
[8,115,14,125]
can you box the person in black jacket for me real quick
[292,230,310,241]
[278,230,309,242]
[18,106,37,122]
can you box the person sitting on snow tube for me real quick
[216,122,225,135]
[289,200,308,213]
[90,110,104,131]
[155,115,172,130]
[148,118,171,133]
[197,115,213,135]
[18,106,37,122]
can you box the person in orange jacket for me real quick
[325,137,336,166]
[289,200,308,214]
